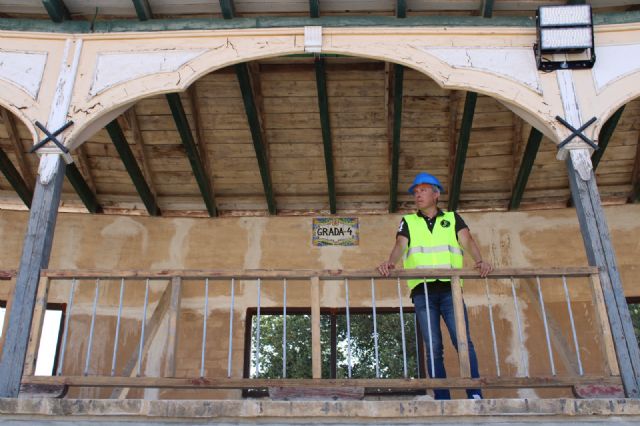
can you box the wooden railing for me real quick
[15,267,621,395]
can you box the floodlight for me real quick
[534,4,595,71]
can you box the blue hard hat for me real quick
[408,172,445,194]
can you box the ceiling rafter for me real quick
[447,91,460,200]
[106,120,160,216]
[0,146,32,208]
[65,162,102,213]
[509,127,543,210]
[630,126,640,203]
[314,56,337,213]
[592,106,625,171]
[388,64,404,213]
[74,144,96,193]
[310,0,320,18]
[131,0,152,21]
[187,84,216,213]
[42,0,70,22]
[166,93,217,217]
[396,0,407,18]
[448,91,477,211]
[0,108,33,190]
[219,0,235,19]
[126,107,157,198]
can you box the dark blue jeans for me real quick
[413,290,482,400]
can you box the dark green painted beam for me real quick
[508,128,543,211]
[2,13,638,33]
[314,57,336,214]
[482,0,495,18]
[396,0,407,18]
[448,92,477,212]
[165,93,217,217]
[65,163,102,213]
[132,0,152,21]
[219,0,235,19]
[310,0,320,18]
[42,0,70,23]
[235,63,276,215]
[0,147,32,208]
[389,64,404,213]
[106,120,160,216]
[592,106,625,171]
[631,178,640,203]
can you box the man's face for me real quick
[413,184,439,209]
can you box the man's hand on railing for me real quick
[475,260,493,278]
[377,261,395,277]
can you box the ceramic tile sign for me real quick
[312,217,359,247]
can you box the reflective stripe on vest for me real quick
[402,211,464,289]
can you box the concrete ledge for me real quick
[0,398,640,423]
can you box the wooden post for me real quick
[165,277,182,378]
[0,154,66,397]
[567,152,640,397]
[450,276,471,378]
[23,277,51,376]
[310,276,321,379]
[589,273,620,377]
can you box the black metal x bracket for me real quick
[556,115,599,151]
[30,120,73,154]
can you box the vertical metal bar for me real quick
[200,278,209,377]
[536,276,556,376]
[484,278,501,377]
[137,278,150,377]
[562,275,584,376]
[111,278,125,376]
[371,278,380,378]
[423,281,435,377]
[254,278,262,377]
[510,277,528,377]
[84,278,100,376]
[397,277,408,378]
[227,278,235,378]
[282,278,287,378]
[345,278,353,378]
[57,278,77,376]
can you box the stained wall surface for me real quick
[0,205,638,399]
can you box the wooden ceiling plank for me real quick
[447,91,460,200]
[126,108,157,197]
[509,127,543,211]
[314,57,337,213]
[132,0,152,21]
[42,0,70,22]
[1,108,34,189]
[448,91,477,211]
[0,147,32,208]
[165,93,217,217]
[106,119,160,216]
[389,63,404,213]
[235,62,277,214]
[65,162,102,213]
[592,106,625,171]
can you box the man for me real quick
[378,172,492,400]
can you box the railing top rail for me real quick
[40,267,599,280]
[0,270,16,280]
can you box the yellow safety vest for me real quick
[402,211,464,290]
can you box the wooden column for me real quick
[165,277,182,378]
[567,151,640,397]
[450,276,471,378]
[0,154,66,397]
[310,276,321,379]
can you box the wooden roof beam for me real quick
[396,0,407,18]
[447,92,477,211]
[42,0,70,22]
[65,163,102,213]
[508,128,543,210]
[314,56,337,213]
[592,106,625,171]
[0,147,32,207]
[629,123,640,203]
[219,0,235,19]
[187,84,216,212]
[165,93,217,217]
[310,0,320,18]
[0,108,34,189]
[106,120,160,216]
[126,107,157,197]
[235,63,277,214]
[482,0,495,18]
[132,0,153,21]
[388,64,404,213]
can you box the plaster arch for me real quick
[62,27,565,151]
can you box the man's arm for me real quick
[457,228,492,277]
[378,235,408,276]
